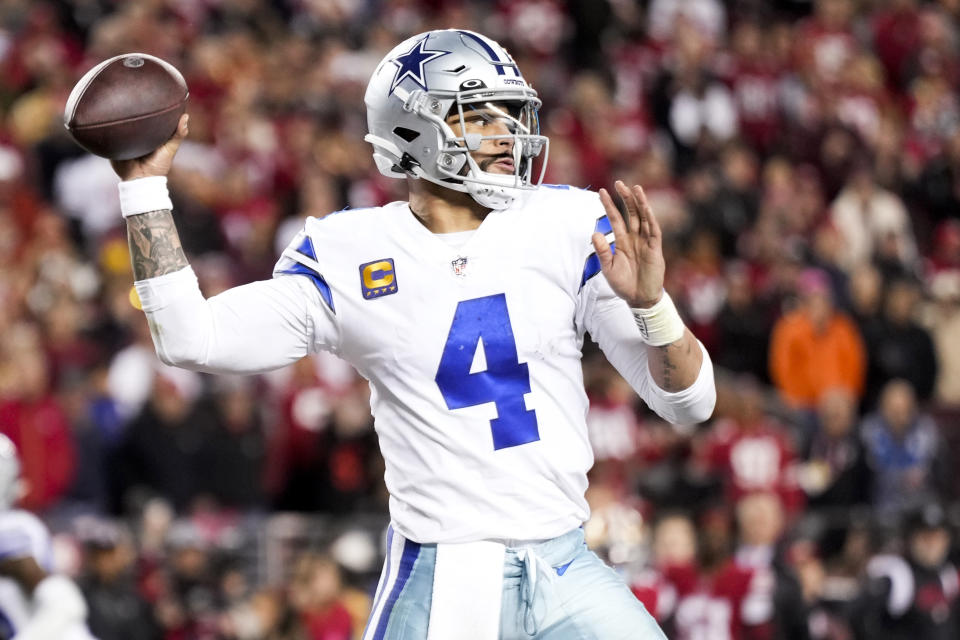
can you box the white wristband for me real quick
[631,291,685,346]
[118,176,173,218]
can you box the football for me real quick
[64,53,188,161]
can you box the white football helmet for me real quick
[0,434,22,510]
[365,29,549,209]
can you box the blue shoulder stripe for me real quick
[595,215,612,236]
[278,262,335,313]
[581,216,615,289]
[295,236,318,261]
[280,234,334,312]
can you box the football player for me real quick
[0,435,95,640]
[111,29,715,639]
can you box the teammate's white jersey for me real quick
[136,185,714,544]
[0,510,53,636]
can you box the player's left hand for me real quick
[592,180,665,308]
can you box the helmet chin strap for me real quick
[465,179,518,209]
[365,130,524,209]
[463,138,526,209]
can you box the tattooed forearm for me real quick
[126,210,189,280]
[647,330,701,392]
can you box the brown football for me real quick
[64,53,188,160]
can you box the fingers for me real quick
[166,113,190,154]
[599,187,629,251]
[592,232,614,272]
[633,184,661,241]
[615,181,641,234]
[176,113,190,138]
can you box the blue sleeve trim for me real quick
[278,262,336,314]
[580,251,602,289]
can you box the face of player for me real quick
[446,102,522,175]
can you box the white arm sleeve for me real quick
[578,276,716,425]
[134,266,337,374]
[12,575,87,640]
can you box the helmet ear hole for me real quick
[393,127,421,142]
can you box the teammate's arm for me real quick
[591,181,704,392]
[0,556,88,640]
[113,115,328,374]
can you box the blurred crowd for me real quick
[2,0,960,638]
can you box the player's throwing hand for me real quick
[592,180,666,308]
[110,113,189,181]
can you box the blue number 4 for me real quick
[435,294,540,450]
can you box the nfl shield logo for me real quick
[451,256,468,277]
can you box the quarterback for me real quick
[113,30,714,639]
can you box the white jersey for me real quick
[0,510,53,636]
[272,186,713,543]
[136,185,715,544]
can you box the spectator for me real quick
[847,262,884,327]
[914,128,960,224]
[769,268,866,410]
[59,370,112,515]
[794,0,859,88]
[77,519,160,640]
[829,165,917,274]
[696,493,809,640]
[857,504,960,640]
[221,589,284,640]
[714,261,773,382]
[861,276,938,409]
[870,0,923,93]
[157,521,222,639]
[685,143,760,258]
[670,228,726,352]
[798,387,872,512]
[718,21,785,155]
[117,368,206,512]
[203,376,268,511]
[313,381,381,515]
[585,364,641,463]
[861,379,951,517]
[693,377,805,516]
[288,553,351,640]
[631,512,701,635]
[0,325,76,512]
[650,18,738,172]
[924,220,960,280]
[924,271,960,406]
[791,539,854,640]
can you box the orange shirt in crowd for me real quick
[769,310,866,408]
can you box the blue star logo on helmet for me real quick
[389,36,450,95]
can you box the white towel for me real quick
[427,540,505,640]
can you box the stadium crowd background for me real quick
[1,0,960,637]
